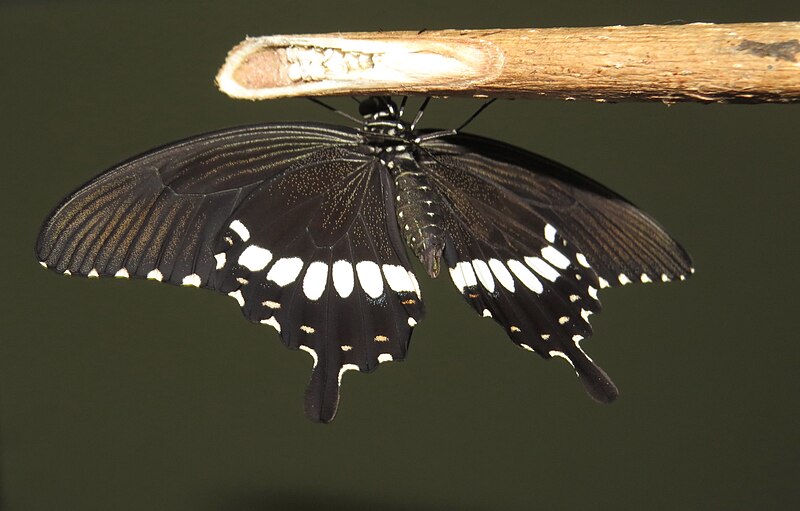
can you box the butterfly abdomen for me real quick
[391,160,446,278]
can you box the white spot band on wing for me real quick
[229,220,250,241]
[544,224,557,243]
[449,261,477,293]
[525,256,559,282]
[471,259,494,293]
[238,245,273,272]
[302,261,329,301]
[507,259,543,294]
[488,259,515,292]
[356,261,384,299]
[267,257,304,286]
[541,246,570,269]
[382,264,416,293]
[332,260,355,298]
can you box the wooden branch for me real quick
[216,23,800,104]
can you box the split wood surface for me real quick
[217,22,800,104]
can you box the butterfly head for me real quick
[358,96,399,119]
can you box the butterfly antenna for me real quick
[410,97,432,130]
[454,98,497,133]
[306,97,362,125]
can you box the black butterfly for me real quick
[36,96,693,423]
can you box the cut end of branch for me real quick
[215,34,502,99]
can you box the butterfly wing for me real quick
[36,123,424,423]
[418,133,693,402]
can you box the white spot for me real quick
[570,294,580,302]
[147,269,163,281]
[541,334,551,340]
[618,273,632,285]
[378,353,393,363]
[300,325,315,334]
[407,317,417,327]
[525,256,559,282]
[598,276,611,288]
[576,253,591,268]
[228,290,245,306]
[39,261,47,268]
[229,220,250,241]
[680,275,686,281]
[640,273,652,283]
[214,252,226,270]
[303,261,329,300]
[581,309,593,322]
[299,345,318,368]
[520,344,535,352]
[263,300,280,309]
[356,261,384,298]
[690,267,696,274]
[341,345,353,352]
[510,326,521,332]
[114,268,129,279]
[267,257,303,286]
[332,260,355,298]
[87,269,99,278]
[471,259,495,293]
[482,309,492,318]
[573,335,584,343]
[449,261,478,293]
[63,270,72,276]
[507,259,543,294]
[383,264,415,293]
[338,363,359,385]
[541,246,570,269]
[182,274,201,287]
[260,316,281,333]
[558,316,569,324]
[544,224,557,243]
[489,259,515,291]
[662,274,671,282]
[548,350,575,368]
[588,286,598,299]
[238,245,273,272]
[236,277,248,285]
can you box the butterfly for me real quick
[36,96,693,422]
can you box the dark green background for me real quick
[1,1,798,509]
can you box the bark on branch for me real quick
[216,23,800,104]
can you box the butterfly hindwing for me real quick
[211,150,423,422]
[421,155,616,401]
[419,134,691,402]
